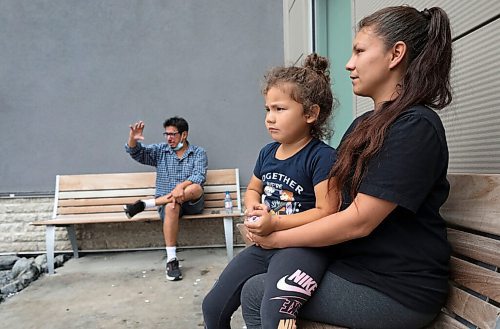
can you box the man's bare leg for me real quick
[181,184,203,203]
[163,202,181,248]
[162,184,203,281]
[124,194,174,219]
[162,184,203,250]
[154,194,175,206]
[163,202,182,280]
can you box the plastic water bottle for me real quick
[224,191,233,214]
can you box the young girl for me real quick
[242,6,453,329]
[202,54,338,328]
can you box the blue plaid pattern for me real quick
[125,142,208,197]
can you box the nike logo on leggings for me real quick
[276,269,318,296]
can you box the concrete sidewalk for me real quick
[0,248,245,329]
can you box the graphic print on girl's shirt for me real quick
[263,182,302,215]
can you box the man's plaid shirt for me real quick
[125,142,207,197]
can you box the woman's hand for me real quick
[247,230,283,249]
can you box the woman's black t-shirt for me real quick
[329,105,451,314]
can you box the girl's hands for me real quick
[245,204,275,236]
[243,203,261,217]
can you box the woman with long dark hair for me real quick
[242,6,453,328]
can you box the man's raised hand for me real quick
[129,121,145,141]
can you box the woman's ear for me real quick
[305,104,320,123]
[389,41,407,69]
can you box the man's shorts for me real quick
[157,194,205,221]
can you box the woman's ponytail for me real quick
[329,6,453,200]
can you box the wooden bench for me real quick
[31,168,243,275]
[298,173,500,329]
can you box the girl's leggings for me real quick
[241,271,438,329]
[202,245,329,329]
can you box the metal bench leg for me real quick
[46,225,55,275]
[223,217,234,261]
[66,225,79,259]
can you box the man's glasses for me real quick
[163,132,180,137]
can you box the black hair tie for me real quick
[421,8,431,19]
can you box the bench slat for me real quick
[204,185,239,193]
[58,169,239,190]
[441,174,500,236]
[205,169,238,185]
[33,211,159,224]
[443,210,500,236]
[183,211,243,220]
[448,228,500,267]
[445,285,500,329]
[57,200,239,215]
[58,205,133,214]
[59,172,156,191]
[58,196,154,207]
[426,312,471,329]
[206,192,238,200]
[204,200,238,208]
[56,191,239,207]
[32,210,243,225]
[450,256,500,303]
[59,188,156,199]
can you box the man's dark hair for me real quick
[163,116,189,133]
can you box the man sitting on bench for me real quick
[124,116,208,281]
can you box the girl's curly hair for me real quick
[262,53,336,140]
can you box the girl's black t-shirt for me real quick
[329,105,451,314]
[253,138,337,215]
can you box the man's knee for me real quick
[185,184,203,199]
[163,203,180,221]
[190,183,203,192]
